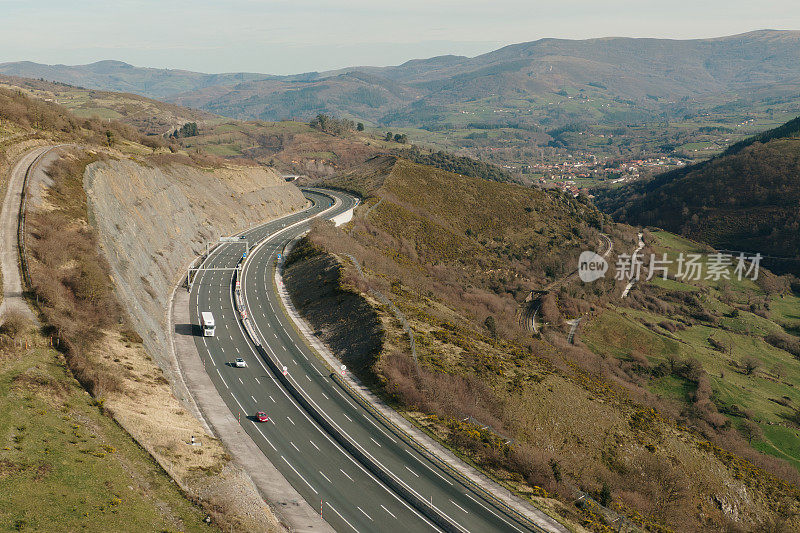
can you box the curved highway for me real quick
[190,188,550,533]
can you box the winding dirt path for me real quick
[0,145,58,323]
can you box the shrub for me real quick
[26,150,128,397]
[741,356,762,376]
[659,321,677,333]
[708,336,730,353]
[597,483,612,507]
[765,332,800,358]
[0,311,30,339]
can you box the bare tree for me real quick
[741,355,761,376]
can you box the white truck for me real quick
[201,312,215,337]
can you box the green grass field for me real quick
[772,293,800,334]
[583,229,800,468]
[0,335,212,532]
[753,424,800,470]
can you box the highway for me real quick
[190,188,547,533]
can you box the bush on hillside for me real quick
[765,331,800,358]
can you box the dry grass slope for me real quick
[290,157,800,532]
[25,149,283,532]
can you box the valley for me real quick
[6,31,800,189]
[0,21,799,533]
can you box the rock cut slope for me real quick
[85,158,305,384]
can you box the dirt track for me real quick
[0,145,60,323]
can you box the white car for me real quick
[234,358,247,368]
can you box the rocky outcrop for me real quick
[84,158,305,379]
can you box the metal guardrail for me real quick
[276,243,548,532]
[229,195,473,531]
[235,273,467,532]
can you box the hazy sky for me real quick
[1,0,798,74]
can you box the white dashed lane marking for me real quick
[450,500,469,514]
[282,456,317,495]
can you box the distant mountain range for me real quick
[0,60,269,99]
[3,30,800,129]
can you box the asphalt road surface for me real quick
[190,189,546,533]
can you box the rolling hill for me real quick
[0,74,217,134]
[598,115,800,274]
[4,30,800,129]
[0,60,268,99]
[282,155,800,531]
[174,30,800,128]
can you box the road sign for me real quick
[277,253,283,260]
[219,237,240,242]
[282,365,288,376]
[340,364,347,376]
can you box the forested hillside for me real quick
[6,31,800,131]
[8,31,800,169]
[599,116,800,274]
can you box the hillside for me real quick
[598,116,800,274]
[10,31,800,127]
[169,30,800,127]
[0,86,301,531]
[321,155,608,294]
[281,156,800,531]
[0,74,217,134]
[0,60,267,99]
[0,85,218,532]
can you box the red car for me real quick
[256,411,270,423]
